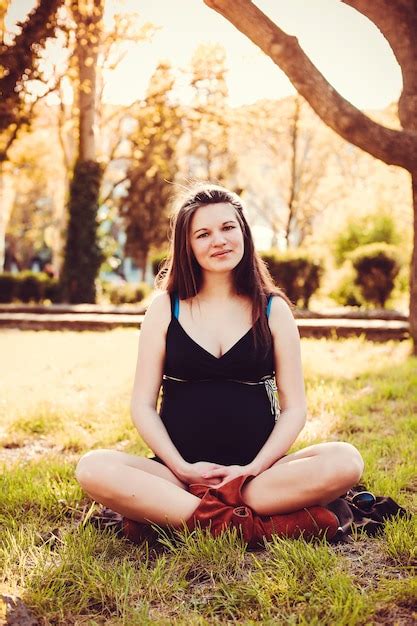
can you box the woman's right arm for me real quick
[130,291,189,477]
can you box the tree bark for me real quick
[203,0,417,353]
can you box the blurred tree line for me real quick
[0,0,412,313]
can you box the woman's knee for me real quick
[324,442,364,486]
[75,449,113,489]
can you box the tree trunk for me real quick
[60,0,104,303]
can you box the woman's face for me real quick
[189,202,245,273]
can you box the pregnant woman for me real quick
[75,184,364,547]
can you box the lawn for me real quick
[0,330,416,625]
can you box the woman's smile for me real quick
[190,202,245,271]
[212,249,232,258]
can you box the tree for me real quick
[203,0,417,354]
[0,0,64,139]
[180,43,237,185]
[120,62,182,278]
[55,8,156,280]
[60,0,104,303]
[237,96,333,248]
[0,0,65,271]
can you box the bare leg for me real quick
[241,442,364,516]
[75,450,200,526]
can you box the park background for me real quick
[0,1,416,625]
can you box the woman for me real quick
[75,184,364,547]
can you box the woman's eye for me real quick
[224,225,235,231]
[197,232,208,238]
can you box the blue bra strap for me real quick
[266,295,273,318]
[173,293,179,319]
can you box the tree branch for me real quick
[203,0,417,171]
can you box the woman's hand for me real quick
[200,464,255,489]
[176,461,228,486]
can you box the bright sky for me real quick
[8,0,402,110]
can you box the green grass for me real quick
[0,330,416,624]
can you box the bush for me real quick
[0,272,62,304]
[332,211,400,267]
[44,278,62,303]
[328,263,363,307]
[16,271,51,303]
[0,273,16,303]
[348,243,401,308]
[260,249,323,308]
[101,281,151,305]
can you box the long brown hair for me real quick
[156,183,293,349]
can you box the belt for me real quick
[162,373,280,420]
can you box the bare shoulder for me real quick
[142,290,171,330]
[268,295,297,336]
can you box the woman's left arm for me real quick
[245,296,307,476]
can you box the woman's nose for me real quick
[213,231,227,245]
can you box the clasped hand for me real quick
[178,461,253,488]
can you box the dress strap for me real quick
[266,294,273,318]
[170,292,180,319]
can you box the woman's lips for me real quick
[212,250,232,257]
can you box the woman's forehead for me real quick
[190,203,237,229]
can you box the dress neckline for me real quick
[171,316,257,361]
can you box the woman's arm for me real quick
[246,296,307,475]
[130,291,189,476]
[132,291,227,485]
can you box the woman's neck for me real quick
[197,272,236,301]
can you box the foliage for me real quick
[120,62,182,275]
[60,160,103,303]
[181,42,237,184]
[328,263,363,307]
[0,272,15,302]
[332,210,401,268]
[5,130,61,270]
[261,248,323,308]
[101,281,150,305]
[348,243,401,308]
[0,271,60,303]
[0,0,64,159]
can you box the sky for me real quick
[7,0,402,110]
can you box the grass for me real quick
[0,330,416,624]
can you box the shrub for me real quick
[260,249,323,308]
[0,273,16,303]
[332,211,400,267]
[348,243,401,308]
[0,272,61,304]
[16,271,51,303]
[44,278,62,303]
[101,281,151,305]
[328,263,363,307]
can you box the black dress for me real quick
[152,293,280,467]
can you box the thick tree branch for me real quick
[203,0,417,171]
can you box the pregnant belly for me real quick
[159,380,276,465]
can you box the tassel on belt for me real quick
[162,373,280,420]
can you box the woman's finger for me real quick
[202,468,226,478]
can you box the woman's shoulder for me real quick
[143,290,172,327]
[267,294,295,327]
